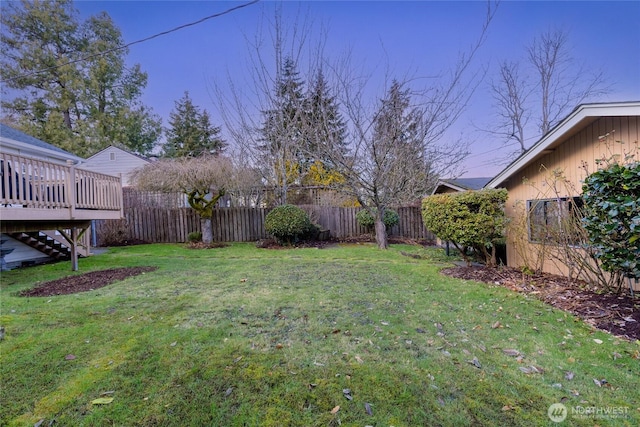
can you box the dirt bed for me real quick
[19,266,158,297]
[440,265,640,341]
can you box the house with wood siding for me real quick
[485,101,640,289]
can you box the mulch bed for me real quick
[440,265,640,341]
[19,266,158,297]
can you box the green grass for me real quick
[1,243,639,426]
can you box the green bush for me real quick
[582,161,640,280]
[356,208,399,229]
[265,204,314,244]
[422,189,508,266]
[187,231,202,243]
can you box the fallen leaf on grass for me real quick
[492,321,502,329]
[343,389,353,400]
[519,365,544,374]
[502,349,521,357]
[91,397,114,405]
[593,339,603,344]
[593,378,608,387]
[224,387,233,397]
[355,355,364,364]
[613,352,623,360]
[502,405,514,411]
[170,342,177,347]
[100,391,115,396]
[64,354,76,360]
[364,402,373,416]
[468,357,482,369]
[330,405,340,414]
[565,371,575,380]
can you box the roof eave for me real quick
[0,136,84,163]
[485,101,640,189]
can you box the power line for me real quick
[1,0,260,84]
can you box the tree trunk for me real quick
[201,218,213,244]
[374,217,388,249]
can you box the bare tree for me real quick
[489,61,530,154]
[214,1,497,248]
[130,156,232,243]
[309,3,498,249]
[488,28,608,158]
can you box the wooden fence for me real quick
[93,205,434,245]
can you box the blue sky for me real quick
[75,0,640,177]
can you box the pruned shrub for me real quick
[422,189,508,266]
[356,208,399,230]
[187,231,202,243]
[265,204,314,244]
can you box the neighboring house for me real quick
[431,177,492,195]
[82,145,151,187]
[1,124,122,270]
[485,101,640,288]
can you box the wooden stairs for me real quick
[8,231,90,260]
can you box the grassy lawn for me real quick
[1,243,639,426]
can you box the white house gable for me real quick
[82,146,150,187]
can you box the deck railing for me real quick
[1,152,122,214]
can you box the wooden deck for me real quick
[1,153,123,233]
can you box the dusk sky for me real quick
[74,0,640,178]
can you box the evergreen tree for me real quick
[372,80,426,185]
[163,92,225,158]
[0,0,161,157]
[304,69,348,171]
[259,57,307,204]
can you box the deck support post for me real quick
[58,226,88,271]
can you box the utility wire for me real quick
[1,0,260,84]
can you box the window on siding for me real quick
[527,197,584,245]
[110,152,116,161]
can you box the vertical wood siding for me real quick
[503,116,639,276]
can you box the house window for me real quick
[109,152,116,161]
[527,197,584,244]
